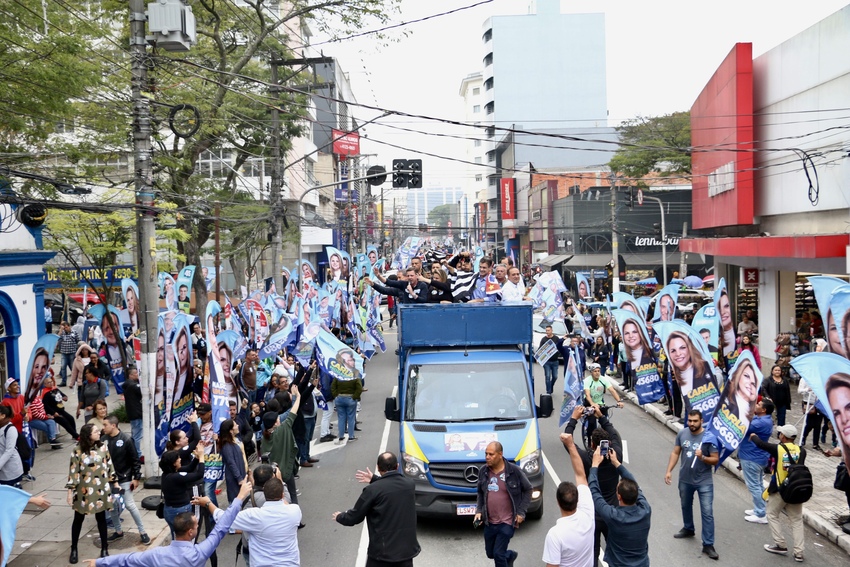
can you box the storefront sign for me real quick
[45,265,137,289]
[741,267,759,289]
[500,178,516,220]
[332,129,360,156]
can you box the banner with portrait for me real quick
[205,301,230,434]
[258,316,297,362]
[315,329,364,383]
[159,272,178,311]
[713,277,737,358]
[808,276,849,357]
[575,272,590,300]
[655,320,720,421]
[22,333,59,405]
[691,303,720,364]
[175,265,195,314]
[706,350,762,465]
[167,312,195,439]
[652,284,680,322]
[152,324,170,456]
[612,292,645,321]
[559,349,583,427]
[790,352,850,471]
[120,279,140,337]
[88,304,131,394]
[827,285,850,359]
[237,298,269,348]
[611,309,665,405]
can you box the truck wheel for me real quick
[526,500,544,520]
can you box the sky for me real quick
[310,0,850,190]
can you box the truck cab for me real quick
[385,303,552,519]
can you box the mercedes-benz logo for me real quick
[464,465,479,483]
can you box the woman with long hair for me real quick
[761,364,792,426]
[826,372,850,472]
[218,419,247,504]
[738,333,761,368]
[66,423,119,563]
[41,375,78,439]
[666,331,713,397]
[125,286,139,335]
[173,325,192,406]
[419,264,453,303]
[590,335,611,371]
[719,358,760,432]
[717,290,737,357]
[159,444,205,537]
[826,307,846,356]
[621,319,652,370]
[24,347,51,405]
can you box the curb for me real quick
[613,382,850,557]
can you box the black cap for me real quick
[196,403,212,414]
[262,411,279,430]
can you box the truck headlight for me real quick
[401,452,427,480]
[519,450,540,476]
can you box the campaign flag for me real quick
[790,352,850,471]
[706,350,762,465]
[326,246,345,281]
[160,272,178,311]
[176,265,195,313]
[828,286,850,359]
[152,325,169,456]
[612,292,646,321]
[88,304,130,394]
[655,321,721,421]
[691,303,721,364]
[22,333,59,405]
[205,301,231,434]
[807,276,850,357]
[713,277,737,357]
[203,266,216,291]
[258,316,297,362]
[653,284,680,322]
[559,350,583,427]
[120,278,140,336]
[168,313,195,439]
[0,485,32,567]
[368,327,387,353]
[238,298,270,347]
[485,274,501,295]
[473,246,484,273]
[611,309,665,404]
[315,329,364,382]
[575,272,590,300]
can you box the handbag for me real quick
[155,488,164,519]
[835,461,850,492]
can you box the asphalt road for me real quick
[211,329,847,566]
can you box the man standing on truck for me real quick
[474,441,532,567]
[367,268,428,305]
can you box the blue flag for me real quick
[0,485,31,567]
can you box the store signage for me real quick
[577,270,608,279]
[45,265,137,289]
[332,129,360,156]
[633,236,680,247]
[500,178,516,220]
[741,267,759,289]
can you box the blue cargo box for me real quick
[398,303,533,348]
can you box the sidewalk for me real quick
[614,377,850,557]
[9,387,171,566]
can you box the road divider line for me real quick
[542,450,561,487]
[622,439,629,464]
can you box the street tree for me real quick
[428,204,454,236]
[608,111,691,185]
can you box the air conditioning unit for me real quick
[531,210,542,221]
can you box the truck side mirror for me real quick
[385,396,400,422]
[537,394,553,418]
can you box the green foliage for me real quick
[109,402,129,424]
[608,112,692,184]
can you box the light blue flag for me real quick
[0,485,31,567]
[705,350,762,466]
[611,309,665,405]
[655,320,720,422]
[652,283,680,322]
[559,350,583,427]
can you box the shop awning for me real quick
[681,234,850,258]
[538,253,573,268]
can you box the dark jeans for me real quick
[483,522,515,567]
[679,482,714,546]
[593,515,609,567]
[775,406,788,426]
[543,360,559,395]
[0,475,22,487]
[365,559,414,567]
[54,411,78,438]
[299,415,317,463]
[802,411,823,445]
[620,362,630,388]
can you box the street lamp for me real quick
[641,194,668,286]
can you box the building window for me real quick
[473,105,480,114]
[475,175,483,182]
[474,139,481,147]
[474,157,482,164]
[55,120,74,134]
[197,149,232,177]
[472,87,480,96]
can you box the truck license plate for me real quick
[456,504,476,516]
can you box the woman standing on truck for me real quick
[419,264,454,303]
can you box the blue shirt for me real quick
[96,497,244,567]
[470,276,498,302]
[589,466,651,567]
[737,414,773,465]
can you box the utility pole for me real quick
[643,195,668,286]
[214,202,221,302]
[268,60,283,292]
[609,176,620,293]
[129,0,158,478]
[680,221,688,278]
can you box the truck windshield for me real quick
[405,362,532,421]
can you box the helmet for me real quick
[588,363,601,371]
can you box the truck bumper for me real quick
[412,470,544,518]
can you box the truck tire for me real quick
[526,500,544,520]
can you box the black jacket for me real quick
[105,429,142,483]
[123,378,143,421]
[335,470,421,562]
[373,278,429,304]
[565,414,623,507]
[476,460,533,524]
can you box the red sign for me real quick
[500,178,516,220]
[332,129,360,156]
[478,202,487,229]
[741,267,759,289]
[690,43,754,230]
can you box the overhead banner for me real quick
[500,178,516,221]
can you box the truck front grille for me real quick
[429,461,484,488]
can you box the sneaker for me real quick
[334,438,344,445]
[794,553,804,562]
[745,509,755,516]
[319,434,335,443]
[745,515,768,524]
[348,437,358,442]
[107,532,124,542]
[673,528,695,539]
[764,544,789,555]
[23,473,36,482]
[140,533,151,545]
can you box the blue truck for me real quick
[384,303,553,519]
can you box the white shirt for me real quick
[501,280,526,303]
[231,500,302,567]
[541,484,595,567]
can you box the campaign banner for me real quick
[808,276,850,356]
[828,286,850,359]
[238,298,270,347]
[368,327,386,353]
[559,350,583,427]
[534,340,558,366]
[22,333,59,405]
[120,278,140,336]
[652,283,680,322]
[0,485,33,567]
[714,277,736,357]
[258,316,297,361]
[168,313,195,438]
[205,301,230,434]
[706,350,762,465]
[655,321,721,421]
[612,292,645,321]
[790,352,850,471]
[326,246,345,281]
[203,266,216,292]
[576,272,590,300]
[612,309,665,404]
[366,246,379,266]
[176,265,195,314]
[152,326,172,456]
[315,329,364,382]
[691,303,720,364]
[159,272,178,311]
[89,304,130,394]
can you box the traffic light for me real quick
[627,187,634,210]
[408,159,422,188]
[653,223,663,239]
[392,159,408,188]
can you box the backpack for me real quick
[777,443,813,504]
[3,423,32,462]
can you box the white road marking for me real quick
[355,386,396,567]
[542,449,562,486]
[622,439,629,464]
